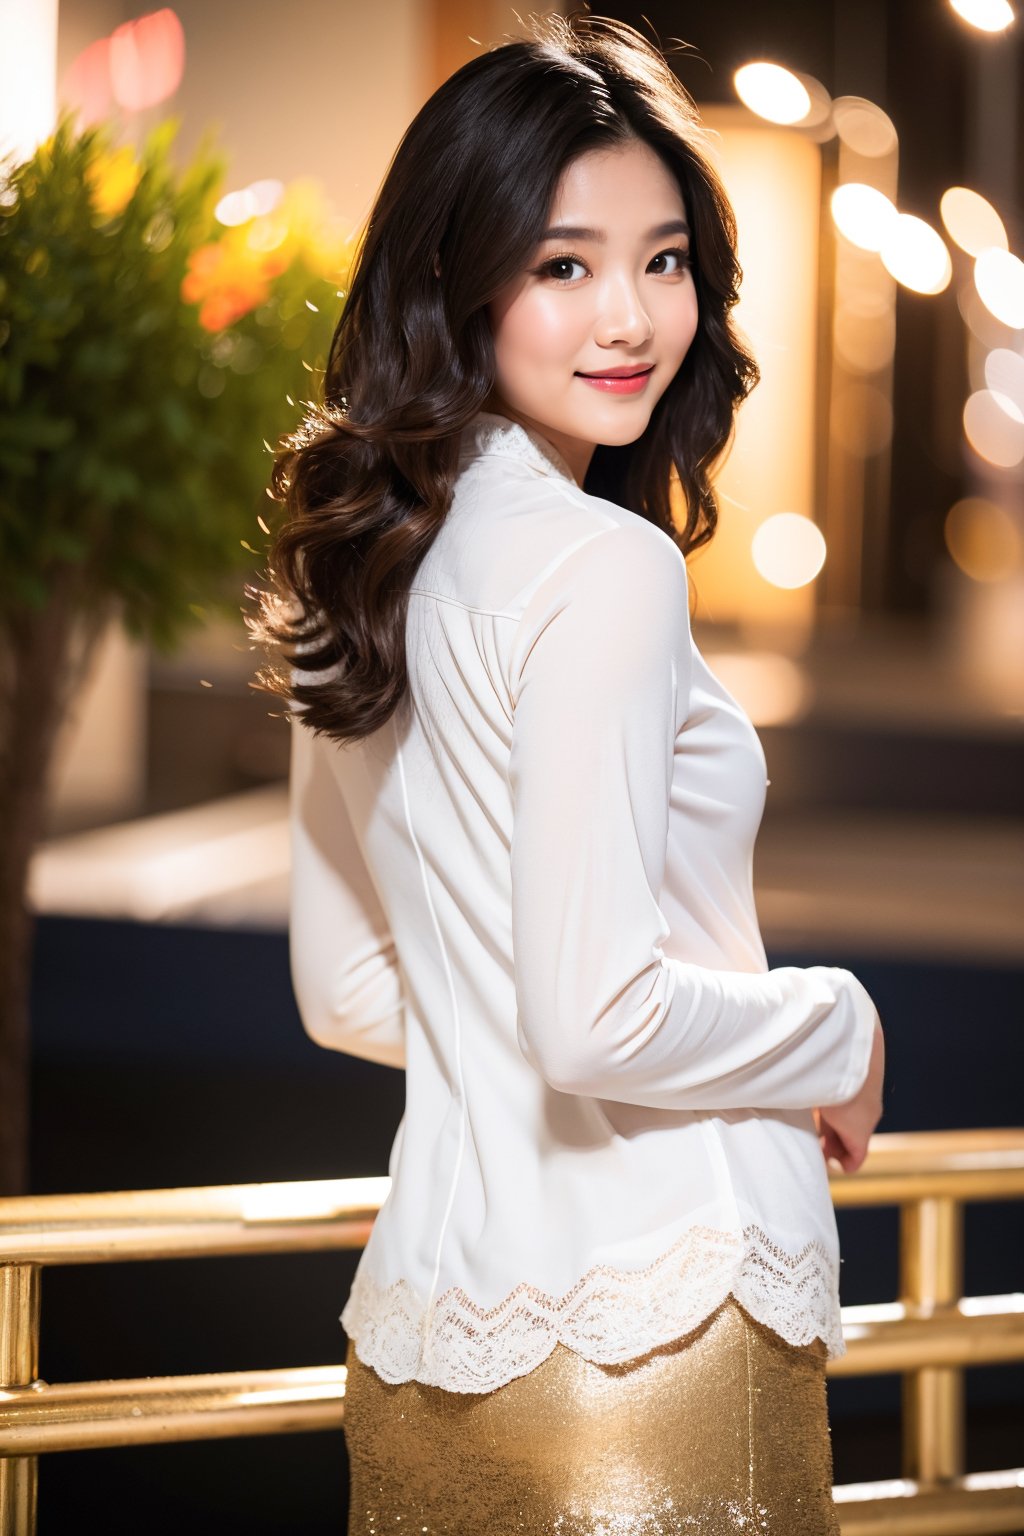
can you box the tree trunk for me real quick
[0,572,110,1196]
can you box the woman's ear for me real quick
[433,252,442,279]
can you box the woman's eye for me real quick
[541,255,588,283]
[649,247,692,275]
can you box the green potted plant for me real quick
[0,109,351,1194]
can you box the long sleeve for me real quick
[507,521,877,1111]
[288,714,406,1070]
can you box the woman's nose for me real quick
[593,274,654,346]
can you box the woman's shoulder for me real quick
[447,462,678,616]
[422,413,685,616]
[457,440,678,555]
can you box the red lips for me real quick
[576,365,655,378]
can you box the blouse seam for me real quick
[409,507,621,625]
[408,588,521,620]
[390,712,468,1372]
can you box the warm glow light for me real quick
[958,280,1013,346]
[830,183,898,252]
[239,1179,389,1224]
[62,39,116,130]
[246,179,283,216]
[963,389,1024,466]
[831,96,898,157]
[751,512,827,588]
[975,247,1024,328]
[700,653,813,726]
[734,62,812,125]
[791,72,833,132]
[215,180,284,227]
[879,214,952,294]
[940,187,1008,255]
[214,190,255,227]
[985,348,1024,413]
[109,8,184,112]
[945,497,1022,580]
[834,303,896,372]
[0,0,58,163]
[687,111,820,625]
[949,0,1015,32]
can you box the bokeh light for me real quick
[733,62,812,124]
[958,279,1015,347]
[984,348,1024,413]
[831,183,899,252]
[945,497,1022,580]
[790,71,834,132]
[751,513,827,588]
[62,38,115,127]
[949,0,1016,32]
[215,180,285,227]
[832,96,898,157]
[963,389,1024,466]
[940,187,1008,255]
[109,9,185,111]
[879,214,952,294]
[974,248,1024,328]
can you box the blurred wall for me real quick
[144,0,431,233]
[56,0,556,230]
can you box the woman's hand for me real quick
[813,1017,885,1174]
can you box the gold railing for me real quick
[1,1129,1022,1535]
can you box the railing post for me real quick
[0,1264,41,1536]
[899,1195,964,1483]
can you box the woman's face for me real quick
[485,138,699,486]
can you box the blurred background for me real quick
[2,0,1022,1530]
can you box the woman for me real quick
[254,11,885,1532]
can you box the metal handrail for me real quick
[0,1176,387,1265]
[1,1129,1022,1535]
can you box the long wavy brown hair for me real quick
[249,10,759,745]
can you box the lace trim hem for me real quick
[340,1221,846,1393]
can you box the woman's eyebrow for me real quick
[538,219,690,242]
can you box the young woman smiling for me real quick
[254,12,885,1532]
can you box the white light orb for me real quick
[831,183,899,252]
[734,62,812,125]
[949,0,1015,33]
[879,214,952,294]
[963,389,1024,467]
[984,348,1024,414]
[940,186,1008,255]
[751,513,827,589]
[975,247,1024,329]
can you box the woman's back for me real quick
[290,410,878,1393]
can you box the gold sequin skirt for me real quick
[342,1296,842,1534]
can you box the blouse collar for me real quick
[459,410,579,487]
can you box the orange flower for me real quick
[181,235,282,331]
[180,176,355,330]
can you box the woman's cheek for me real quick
[522,293,577,359]
[666,292,699,363]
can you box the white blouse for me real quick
[288,408,879,1394]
